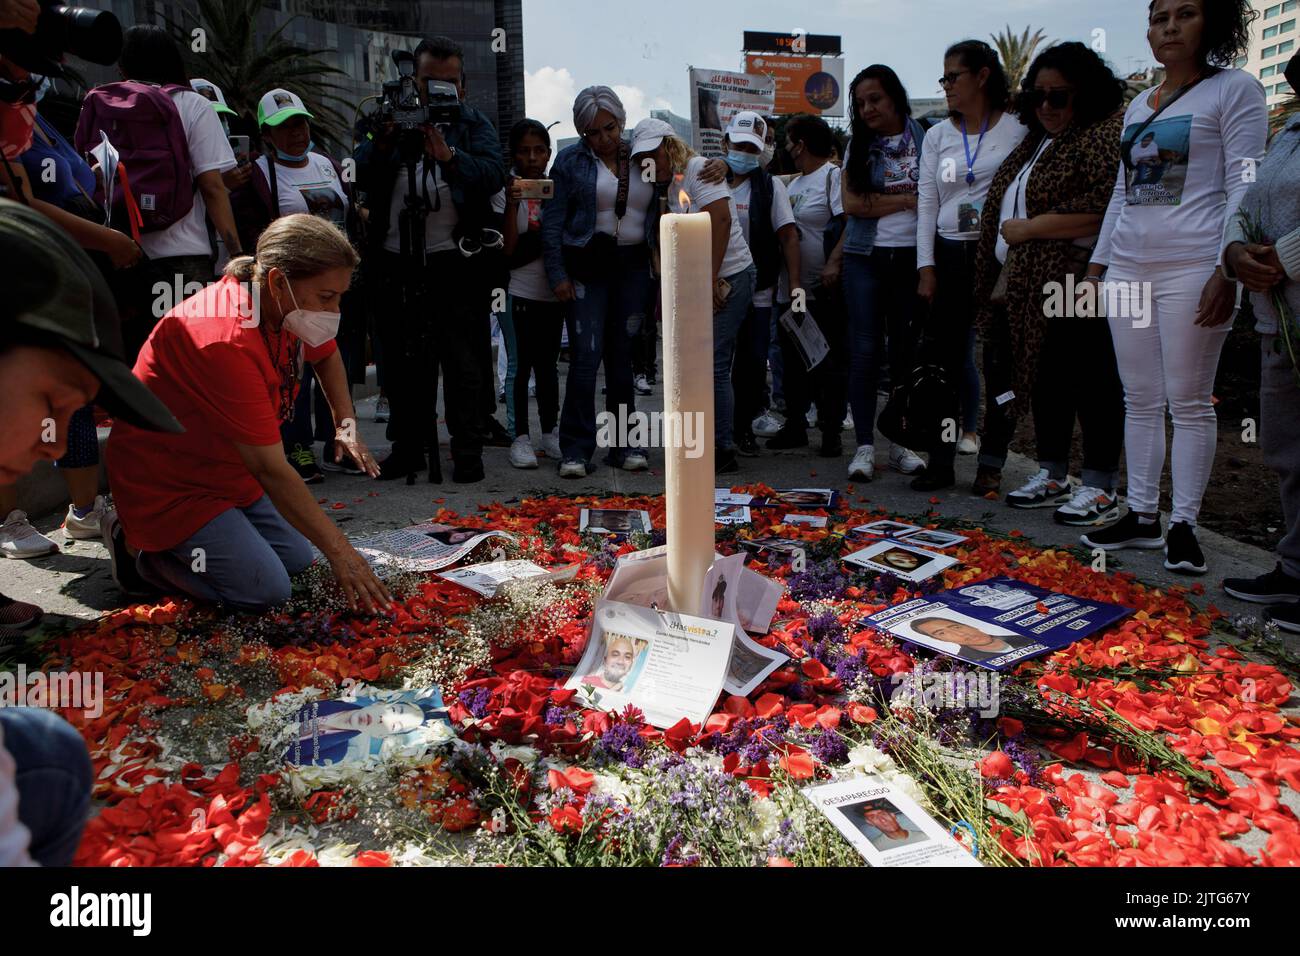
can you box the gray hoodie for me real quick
[1223,118,1300,335]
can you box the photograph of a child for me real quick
[840,798,930,852]
[579,631,649,693]
[285,691,448,767]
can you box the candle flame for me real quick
[674,172,691,212]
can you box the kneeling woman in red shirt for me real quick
[105,214,390,613]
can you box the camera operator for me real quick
[355,36,506,485]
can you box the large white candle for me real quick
[660,210,715,613]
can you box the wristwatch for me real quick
[445,145,458,165]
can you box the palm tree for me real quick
[164,0,354,151]
[990,25,1048,91]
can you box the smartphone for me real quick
[229,135,250,166]
[716,277,732,302]
[514,179,554,200]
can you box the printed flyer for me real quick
[439,560,578,597]
[343,523,514,574]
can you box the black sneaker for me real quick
[483,418,513,448]
[1265,602,1300,634]
[767,426,809,450]
[100,509,153,597]
[716,448,740,474]
[1224,564,1300,604]
[819,434,843,458]
[910,467,954,492]
[453,457,485,484]
[736,432,761,457]
[376,450,426,482]
[1081,511,1164,551]
[288,444,324,484]
[1164,521,1207,575]
[321,451,365,475]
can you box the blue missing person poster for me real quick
[862,577,1132,671]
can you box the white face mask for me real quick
[278,280,339,347]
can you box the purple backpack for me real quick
[74,81,195,233]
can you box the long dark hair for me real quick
[1147,0,1258,68]
[508,118,551,157]
[118,25,188,86]
[1016,42,1126,136]
[846,64,912,196]
[945,39,1010,116]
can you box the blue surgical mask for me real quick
[274,139,314,163]
[725,150,760,175]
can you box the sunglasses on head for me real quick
[1020,88,1074,111]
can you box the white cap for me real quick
[629,117,677,155]
[724,110,767,151]
[257,88,313,128]
[191,78,236,116]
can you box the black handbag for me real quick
[876,301,959,450]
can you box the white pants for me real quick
[1106,258,1230,525]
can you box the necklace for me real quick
[260,319,299,423]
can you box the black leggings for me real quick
[511,296,565,436]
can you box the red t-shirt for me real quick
[106,275,337,552]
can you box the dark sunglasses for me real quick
[1020,88,1074,111]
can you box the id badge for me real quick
[957,200,983,234]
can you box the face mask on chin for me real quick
[274,139,314,163]
[277,279,339,347]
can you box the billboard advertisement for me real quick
[744,53,846,117]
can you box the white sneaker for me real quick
[842,410,854,432]
[752,412,784,438]
[1006,469,1074,509]
[957,434,980,455]
[509,435,538,469]
[559,459,588,479]
[374,396,390,423]
[63,495,107,540]
[806,404,819,429]
[848,446,874,481]
[634,374,652,395]
[889,445,926,475]
[0,510,59,559]
[623,451,649,472]
[539,428,562,460]
[1054,486,1120,527]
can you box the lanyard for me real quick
[960,115,990,186]
[1010,137,1052,219]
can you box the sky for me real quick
[522,0,1157,141]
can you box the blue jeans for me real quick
[843,247,919,448]
[136,495,314,611]
[733,300,773,438]
[0,708,91,866]
[963,326,980,434]
[497,300,519,435]
[713,266,757,450]
[559,245,654,464]
[768,309,784,407]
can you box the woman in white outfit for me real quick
[1081,0,1267,576]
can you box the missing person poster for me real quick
[343,523,514,574]
[284,687,450,767]
[439,560,578,598]
[715,504,752,525]
[861,576,1133,671]
[804,777,981,867]
[689,67,776,158]
[566,601,734,728]
[759,488,839,510]
[844,540,958,584]
[580,508,653,538]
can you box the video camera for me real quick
[377,49,461,131]
[0,1,122,77]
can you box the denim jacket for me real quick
[843,116,927,256]
[541,142,659,288]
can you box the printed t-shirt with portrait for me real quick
[730,174,795,308]
[255,152,349,232]
[844,132,920,249]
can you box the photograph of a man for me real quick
[908,614,1038,665]
[580,633,646,692]
[844,798,929,851]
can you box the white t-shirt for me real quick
[916,113,1028,268]
[995,137,1053,265]
[868,131,921,248]
[383,159,458,255]
[668,155,754,280]
[255,153,349,232]
[1093,68,1267,268]
[491,186,559,302]
[778,161,842,302]
[731,175,795,307]
[137,89,237,261]
[593,148,654,245]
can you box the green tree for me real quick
[1272,96,1300,136]
[166,0,354,151]
[990,25,1048,91]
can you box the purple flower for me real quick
[457,687,492,719]
[806,728,849,765]
[543,704,571,726]
[788,561,848,602]
[598,721,648,768]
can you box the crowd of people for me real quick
[3,0,1300,865]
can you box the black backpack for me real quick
[877,360,959,452]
